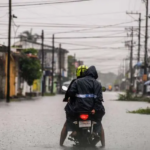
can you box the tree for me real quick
[19,29,40,42]
[68,55,76,79]
[20,48,42,92]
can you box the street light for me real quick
[12,14,17,18]
[12,14,19,46]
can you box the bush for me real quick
[118,90,132,100]
[128,107,150,114]
[118,94,126,100]
[20,48,42,88]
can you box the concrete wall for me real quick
[22,81,32,95]
[0,52,5,98]
[5,54,16,97]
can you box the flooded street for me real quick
[0,92,150,150]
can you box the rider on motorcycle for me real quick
[60,65,105,147]
[60,65,88,145]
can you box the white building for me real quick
[14,40,68,77]
[14,40,68,94]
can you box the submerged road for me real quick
[0,92,150,150]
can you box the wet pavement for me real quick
[0,92,150,150]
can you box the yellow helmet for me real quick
[76,65,88,77]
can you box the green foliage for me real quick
[19,30,40,42]
[102,87,106,92]
[22,48,38,55]
[128,107,150,114]
[118,90,150,102]
[20,48,42,86]
[68,55,76,79]
[118,90,132,100]
[118,93,127,100]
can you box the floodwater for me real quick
[0,92,150,150]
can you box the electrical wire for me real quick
[0,0,93,8]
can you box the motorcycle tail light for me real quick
[80,114,89,120]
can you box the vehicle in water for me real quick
[68,112,101,146]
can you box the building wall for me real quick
[22,81,32,95]
[64,53,68,77]
[33,79,41,92]
[5,54,16,97]
[0,52,5,98]
[45,76,50,93]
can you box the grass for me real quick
[117,91,150,102]
[118,95,150,102]
[128,107,150,114]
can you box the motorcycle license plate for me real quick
[79,120,91,128]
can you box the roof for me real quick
[27,54,38,58]
[0,45,7,52]
[10,51,23,59]
[38,48,68,53]
[14,40,68,53]
[134,62,143,67]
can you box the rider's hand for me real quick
[68,97,70,102]
[91,109,95,114]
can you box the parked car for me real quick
[61,80,72,94]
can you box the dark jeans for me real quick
[93,111,105,133]
[66,113,77,131]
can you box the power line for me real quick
[54,20,137,34]
[44,36,137,39]
[0,0,88,5]
[68,47,128,50]
[0,34,139,40]
[0,0,92,8]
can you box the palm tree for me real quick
[19,29,40,42]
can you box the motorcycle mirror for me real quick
[102,87,106,92]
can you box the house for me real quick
[125,61,150,93]
[133,62,150,93]
[14,40,68,94]
[5,50,23,97]
[0,45,24,98]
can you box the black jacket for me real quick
[68,66,105,112]
[64,79,77,113]
[63,79,76,102]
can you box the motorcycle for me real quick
[67,112,101,146]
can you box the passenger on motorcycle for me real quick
[60,65,105,147]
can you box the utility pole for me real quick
[129,27,134,93]
[7,0,12,103]
[125,27,134,93]
[59,44,62,94]
[124,27,134,93]
[126,12,141,94]
[74,53,76,79]
[143,0,149,95]
[51,34,55,94]
[41,30,44,96]
[126,12,141,62]
[138,13,141,62]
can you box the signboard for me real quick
[143,74,147,81]
[147,85,150,92]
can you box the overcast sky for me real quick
[0,0,149,74]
